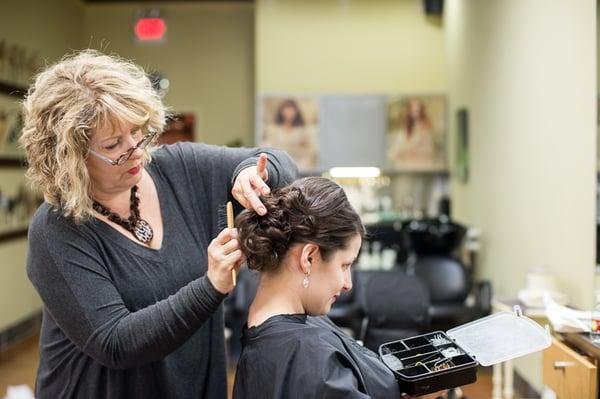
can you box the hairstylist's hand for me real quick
[232,153,270,216]
[206,228,245,294]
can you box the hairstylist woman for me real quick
[20,50,297,399]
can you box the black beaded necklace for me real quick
[92,185,154,244]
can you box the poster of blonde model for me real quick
[386,95,447,171]
[258,95,319,171]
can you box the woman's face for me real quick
[303,234,362,316]
[281,104,298,123]
[86,119,145,197]
[409,99,423,118]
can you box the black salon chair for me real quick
[410,256,491,332]
[402,217,490,332]
[357,270,430,352]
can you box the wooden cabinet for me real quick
[543,337,597,399]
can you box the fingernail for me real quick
[262,188,270,195]
[231,228,238,237]
[258,206,266,215]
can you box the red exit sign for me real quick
[135,18,166,42]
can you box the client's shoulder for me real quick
[243,314,342,351]
[292,316,349,352]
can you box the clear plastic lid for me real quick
[447,307,551,367]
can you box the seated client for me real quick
[232,177,402,399]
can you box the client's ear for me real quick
[299,243,319,275]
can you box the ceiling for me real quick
[83,0,253,3]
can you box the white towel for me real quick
[2,385,34,399]
[544,293,592,333]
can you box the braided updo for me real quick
[235,177,365,273]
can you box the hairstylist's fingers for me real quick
[213,227,237,246]
[233,256,245,274]
[237,253,247,266]
[221,238,240,255]
[256,153,268,179]
[224,249,243,265]
[251,174,270,196]
[241,178,266,215]
[207,238,241,294]
[231,183,249,209]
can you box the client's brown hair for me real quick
[236,177,365,273]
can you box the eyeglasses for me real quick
[89,130,158,166]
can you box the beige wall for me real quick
[3,0,594,351]
[0,0,84,330]
[0,0,444,333]
[83,3,255,146]
[2,0,83,64]
[255,0,447,216]
[256,0,446,93]
[597,3,600,172]
[0,1,253,329]
[446,0,596,310]
[446,0,596,390]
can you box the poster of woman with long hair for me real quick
[386,95,447,171]
[258,95,318,171]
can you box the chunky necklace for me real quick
[92,185,154,244]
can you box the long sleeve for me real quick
[227,146,298,190]
[27,214,226,370]
[152,142,297,195]
[28,143,261,398]
[149,142,298,237]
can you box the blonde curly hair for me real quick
[20,50,166,223]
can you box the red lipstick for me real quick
[127,166,141,175]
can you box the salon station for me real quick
[0,1,598,398]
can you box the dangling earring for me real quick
[303,257,312,288]
[302,273,310,288]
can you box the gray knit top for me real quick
[26,143,297,399]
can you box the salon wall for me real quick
[0,0,254,331]
[446,0,596,390]
[598,1,600,96]
[83,2,255,146]
[256,0,446,93]
[0,0,84,330]
[255,0,447,215]
[0,0,444,332]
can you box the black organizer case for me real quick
[378,331,478,396]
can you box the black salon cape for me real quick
[233,314,401,399]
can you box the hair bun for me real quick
[235,193,293,272]
[235,177,365,273]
